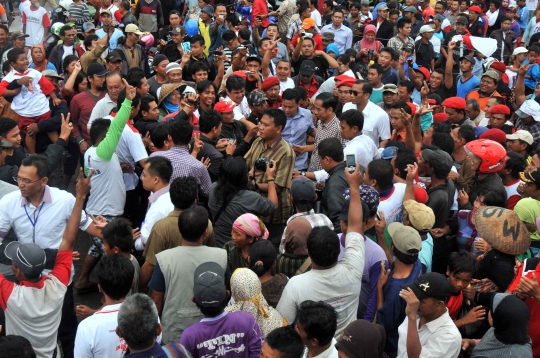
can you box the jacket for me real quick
[133,0,163,33]
[218,121,253,157]
[196,134,226,182]
[113,44,150,78]
[292,74,325,89]
[48,44,79,75]
[490,29,516,64]
[322,162,348,232]
[376,19,394,46]
[463,173,507,210]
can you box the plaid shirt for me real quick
[151,147,212,197]
[245,137,296,225]
[516,119,540,147]
[308,116,345,172]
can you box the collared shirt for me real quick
[151,147,212,198]
[396,309,462,358]
[298,75,320,98]
[87,93,116,129]
[301,339,338,358]
[343,134,381,168]
[137,186,174,250]
[387,35,414,54]
[281,107,315,170]
[308,116,343,172]
[320,24,353,54]
[516,119,540,147]
[345,101,391,147]
[245,137,295,225]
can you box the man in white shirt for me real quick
[22,0,50,47]
[277,164,365,337]
[343,80,391,148]
[223,74,254,130]
[340,109,380,168]
[136,156,174,251]
[88,72,125,129]
[398,272,462,358]
[296,301,338,358]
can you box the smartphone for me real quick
[245,70,252,76]
[229,138,235,145]
[219,13,225,19]
[214,50,223,56]
[181,41,191,53]
[257,15,261,20]
[346,154,355,172]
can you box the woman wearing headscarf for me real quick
[354,24,382,64]
[335,319,388,358]
[462,293,532,357]
[224,213,270,273]
[226,268,286,337]
[29,44,57,72]
[157,83,184,120]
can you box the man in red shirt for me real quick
[420,0,436,23]
[252,0,270,30]
[291,18,323,51]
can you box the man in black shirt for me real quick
[160,26,183,63]
[292,37,338,78]
[246,90,268,125]
[415,25,435,71]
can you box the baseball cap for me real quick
[521,169,540,185]
[417,67,430,82]
[421,148,453,177]
[201,4,214,15]
[381,146,398,160]
[9,31,29,41]
[246,54,262,64]
[507,130,534,145]
[513,47,528,56]
[299,60,316,76]
[100,9,112,16]
[214,101,235,113]
[515,99,540,122]
[302,18,316,29]
[247,90,268,106]
[456,16,468,24]
[401,272,452,302]
[403,200,435,231]
[170,26,183,35]
[87,63,108,77]
[402,5,417,13]
[165,62,182,74]
[388,222,422,255]
[83,22,96,32]
[460,55,476,65]
[419,24,434,34]
[481,69,499,82]
[403,43,414,53]
[125,24,143,35]
[106,51,122,63]
[5,242,46,277]
[291,177,316,202]
[193,262,227,307]
[322,32,335,41]
[42,70,63,81]
[378,5,389,11]
[431,13,444,22]
[382,84,398,94]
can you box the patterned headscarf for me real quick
[232,214,269,240]
[343,185,380,216]
[226,268,286,337]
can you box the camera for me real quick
[368,49,374,61]
[255,157,273,172]
[302,32,313,38]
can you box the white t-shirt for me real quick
[378,182,406,224]
[62,45,74,61]
[116,123,148,191]
[223,95,251,120]
[344,101,391,148]
[18,0,30,32]
[311,9,322,27]
[279,78,295,95]
[22,6,50,47]
[136,191,174,251]
[343,134,381,168]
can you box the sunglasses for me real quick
[351,90,366,96]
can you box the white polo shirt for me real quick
[116,122,148,191]
[135,187,174,251]
[342,101,391,147]
[88,93,117,130]
[343,134,381,169]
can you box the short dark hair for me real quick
[150,124,169,149]
[249,240,277,277]
[431,133,454,156]
[306,227,340,267]
[170,176,199,209]
[127,67,146,89]
[8,48,25,64]
[318,137,344,162]
[139,94,156,116]
[337,54,350,65]
[433,121,451,134]
[394,148,417,179]
[369,63,384,75]
[315,92,338,112]
[448,252,477,276]
[178,206,209,242]
[324,0,334,8]
[199,109,222,134]
[355,79,373,94]
[263,108,287,131]
[367,160,394,192]
[0,117,18,138]
[391,101,412,114]
[168,118,193,145]
[222,29,236,42]
[96,254,134,300]
[457,125,476,143]
[190,61,210,76]
[501,15,511,22]
[196,80,217,95]
[393,244,418,264]
[225,75,246,92]
[380,47,399,61]
[477,188,506,207]
[120,1,131,10]
[339,109,364,132]
[398,80,414,95]
[350,1,361,8]
[296,300,338,346]
[265,326,304,358]
[295,86,308,101]
[190,34,205,46]
[282,88,300,103]
[90,118,111,146]
[117,90,141,111]
[83,34,99,48]
[238,28,251,41]
[258,37,271,49]
[397,17,412,29]
[529,45,540,54]
[333,6,345,16]
[505,152,527,180]
[102,218,133,253]
[60,24,74,36]
[146,156,173,183]
[0,336,36,358]
[21,155,49,179]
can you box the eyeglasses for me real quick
[351,91,367,96]
[13,176,41,184]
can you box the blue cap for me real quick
[473,126,489,138]
[381,146,398,160]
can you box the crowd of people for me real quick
[2,0,540,356]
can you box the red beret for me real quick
[442,97,467,110]
[433,113,448,123]
[480,128,507,144]
[417,67,431,82]
[214,101,236,113]
[337,78,356,88]
[469,5,482,13]
[261,76,280,91]
[406,102,417,116]
[231,71,247,79]
[488,104,511,115]
[414,187,428,204]
[489,61,507,73]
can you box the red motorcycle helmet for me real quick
[465,139,506,174]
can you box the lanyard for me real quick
[24,202,44,243]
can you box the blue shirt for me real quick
[209,21,229,55]
[96,28,124,51]
[29,61,57,72]
[457,75,480,98]
[320,24,353,55]
[281,106,315,170]
[517,5,529,30]
[381,67,398,85]
[523,59,540,90]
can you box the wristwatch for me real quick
[301,171,306,176]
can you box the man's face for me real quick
[171,33,183,44]
[400,23,412,37]
[479,76,496,94]
[332,11,344,26]
[435,3,445,13]
[524,182,540,198]
[138,77,150,96]
[258,114,280,140]
[266,26,279,40]
[89,74,106,91]
[140,162,157,191]
[0,29,7,43]
[339,120,357,140]
[106,74,124,102]
[507,140,525,153]
[260,342,281,358]
[460,59,473,73]
[167,69,182,83]
[459,0,468,11]
[429,72,443,89]
[367,68,381,85]
[13,37,25,49]
[389,13,399,25]
[313,99,331,121]
[337,86,352,104]
[101,13,112,26]
[227,88,245,104]
[106,60,122,72]
[170,14,181,27]
[265,85,280,102]
[378,51,392,69]
[282,98,299,118]
[190,41,204,57]
[301,39,314,57]
[350,6,359,17]
[383,91,397,105]
[251,102,267,118]
[469,10,478,21]
[276,62,291,81]
[502,20,511,32]
[444,107,463,123]
[143,101,160,121]
[390,108,405,131]
[451,0,459,11]
[489,113,506,129]
[2,126,21,147]
[192,69,208,83]
[484,98,498,118]
[258,39,271,56]
[62,29,77,46]
[17,165,46,199]
[465,103,479,120]
[397,86,410,102]
[215,5,227,19]
[456,22,467,33]
[246,60,261,76]
[299,74,312,85]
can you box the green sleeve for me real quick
[95,99,132,161]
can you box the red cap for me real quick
[489,61,507,73]
[336,78,356,88]
[488,104,511,115]
[442,97,467,110]
[479,128,507,144]
[231,71,247,79]
[406,102,417,116]
[417,67,431,82]
[413,187,428,204]
[433,113,448,123]
[214,101,236,113]
[469,5,482,13]
[261,76,280,91]
[335,74,355,83]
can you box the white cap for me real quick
[513,47,528,56]
[506,130,534,145]
[419,24,435,34]
[516,100,540,122]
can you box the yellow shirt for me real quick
[198,19,210,57]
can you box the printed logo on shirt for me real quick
[196,333,246,355]
[116,338,128,354]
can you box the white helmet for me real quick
[59,0,73,11]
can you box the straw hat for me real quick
[474,206,531,255]
[157,83,187,107]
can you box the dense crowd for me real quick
[2,0,540,356]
